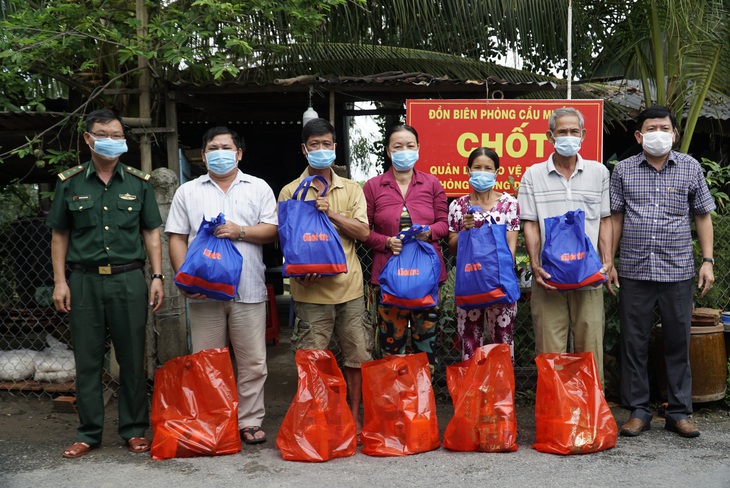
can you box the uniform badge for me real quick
[119,193,137,200]
[72,195,91,201]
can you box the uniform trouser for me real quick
[188,300,267,429]
[530,282,605,387]
[619,278,693,423]
[68,268,149,446]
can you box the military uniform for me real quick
[46,161,162,447]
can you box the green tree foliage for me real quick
[590,0,729,151]
[0,0,350,112]
[316,0,626,78]
[1,0,726,163]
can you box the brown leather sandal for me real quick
[62,441,92,459]
[127,436,151,453]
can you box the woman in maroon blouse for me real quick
[362,125,448,367]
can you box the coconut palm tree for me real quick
[589,0,729,151]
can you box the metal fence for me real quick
[2,205,729,401]
[0,218,86,397]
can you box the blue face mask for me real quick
[205,149,238,175]
[391,150,419,171]
[90,137,128,159]
[553,135,582,157]
[306,149,336,169]
[469,171,496,192]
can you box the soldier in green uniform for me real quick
[46,109,165,458]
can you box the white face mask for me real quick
[552,135,582,157]
[641,131,674,157]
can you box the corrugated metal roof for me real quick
[173,70,559,94]
[605,80,730,120]
[0,111,70,131]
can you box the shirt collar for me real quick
[380,167,424,186]
[298,167,344,190]
[200,169,250,185]
[85,161,125,180]
[638,150,678,167]
[546,153,585,174]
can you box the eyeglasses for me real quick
[88,131,126,140]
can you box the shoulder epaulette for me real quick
[125,166,151,181]
[57,165,85,182]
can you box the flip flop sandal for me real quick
[240,426,267,445]
[62,442,92,459]
[127,436,151,453]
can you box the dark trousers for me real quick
[619,278,693,423]
[68,269,149,446]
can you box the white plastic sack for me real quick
[34,369,76,383]
[34,333,76,374]
[0,350,39,381]
[34,350,75,373]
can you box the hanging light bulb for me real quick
[302,85,319,127]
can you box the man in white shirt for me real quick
[167,127,278,444]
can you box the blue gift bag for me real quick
[454,208,520,310]
[541,209,606,290]
[174,213,243,301]
[278,175,348,277]
[379,224,441,310]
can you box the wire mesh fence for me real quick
[0,216,179,398]
[0,218,87,396]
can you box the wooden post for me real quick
[165,89,179,176]
[329,90,335,126]
[136,0,152,174]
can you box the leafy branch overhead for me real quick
[0,0,352,111]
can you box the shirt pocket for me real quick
[576,194,601,221]
[666,188,689,216]
[68,199,96,229]
[117,200,142,228]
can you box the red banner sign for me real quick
[406,99,604,197]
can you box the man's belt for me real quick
[71,261,144,275]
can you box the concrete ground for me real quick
[1,331,730,488]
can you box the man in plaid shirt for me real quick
[609,106,715,439]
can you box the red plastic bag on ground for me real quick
[150,348,242,460]
[276,349,357,462]
[361,353,440,456]
[443,344,518,452]
[532,353,617,455]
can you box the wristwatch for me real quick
[702,257,715,265]
[238,226,246,241]
[151,273,165,281]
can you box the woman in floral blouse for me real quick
[447,147,520,361]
